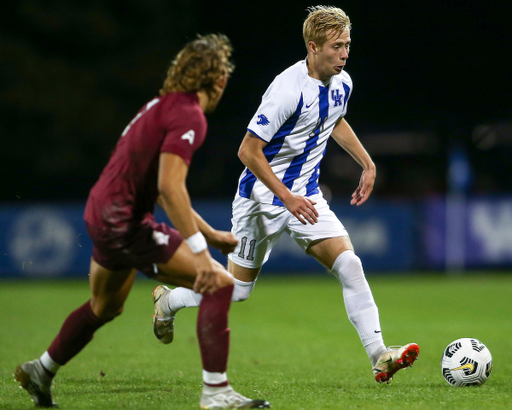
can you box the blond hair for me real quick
[160,33,234,97]
[303,5,351,49]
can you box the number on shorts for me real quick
[238,236,256,261]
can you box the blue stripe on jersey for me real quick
[305,146,327,196]
[343,82,351,107]
[273,86,330,206]
[238,94,304,199]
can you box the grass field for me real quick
[1,273,511,409]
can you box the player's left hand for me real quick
[351,167,376,206]
[206,230,238,255]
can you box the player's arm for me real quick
[330,117,376,206]
[192,209,238,255]
[238,131,319,225]
[158,195,237,255]
[157,152,221,294]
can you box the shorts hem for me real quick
[227,254,263,270]
[300,233,348,251]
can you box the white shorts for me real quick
[228,193,348,269]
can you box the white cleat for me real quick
[14,360,57,408]
[372,343,419,384]
[199,384,271,409]
[152,285,175,344]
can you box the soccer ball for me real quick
[441,338,492,386]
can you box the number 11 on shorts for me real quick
[237,237,256,260]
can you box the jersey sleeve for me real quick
[247,75,302,143]
[160,106,206,166]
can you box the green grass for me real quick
[1,273,512,409]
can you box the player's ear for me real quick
[308,41,318,54]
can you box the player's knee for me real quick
[91,298,125,320]
[232,278,256,302]
[101,305,124,320]
[331,250,369,293]
[92,309,121,321]
[343,250,363,272]
[332,249,363,274]
[111,306,124,318]
[218,269,234,288]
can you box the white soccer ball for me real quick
[441,338,493,386]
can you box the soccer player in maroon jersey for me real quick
[14,34,270,410]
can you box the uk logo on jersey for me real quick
[331,89,343,107]
[181,130,195,144]
[257,114,270,126]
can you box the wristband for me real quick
[185,231,208,253]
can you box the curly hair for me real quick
[303,5,351,49]
[160,33,234,97]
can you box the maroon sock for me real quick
[197,284,234,373]
[47,300,111,365]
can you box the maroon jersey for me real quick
[84,92,206,232]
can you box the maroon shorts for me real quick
[85,215,183,278]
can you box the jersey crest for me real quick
[180,130,195,144]
[257,114,270,126]
[331,89,343,107]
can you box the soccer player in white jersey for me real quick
[153,5,419,384]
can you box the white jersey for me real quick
[236,59,353,206]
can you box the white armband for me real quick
[185,232,208,253]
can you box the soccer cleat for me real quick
[199,384,271,409]
[152,285,176,344]
[372,343,420,384]
[14,360,57,408]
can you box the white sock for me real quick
[40,351,61,374]
[367,341,388,366]
[166,287,202,313]
[331,250,386,363]
[203,370,228,386]
[166,278,256,313]
[232,278,256,301]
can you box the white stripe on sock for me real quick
[40,351,61,373]
[202,370,228,385]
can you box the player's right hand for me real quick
[192,250,223,294]
[283,194,319,225]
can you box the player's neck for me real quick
[306,57,332,85]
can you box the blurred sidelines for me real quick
[1,196,512,278]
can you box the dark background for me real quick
[2,0,511,203]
